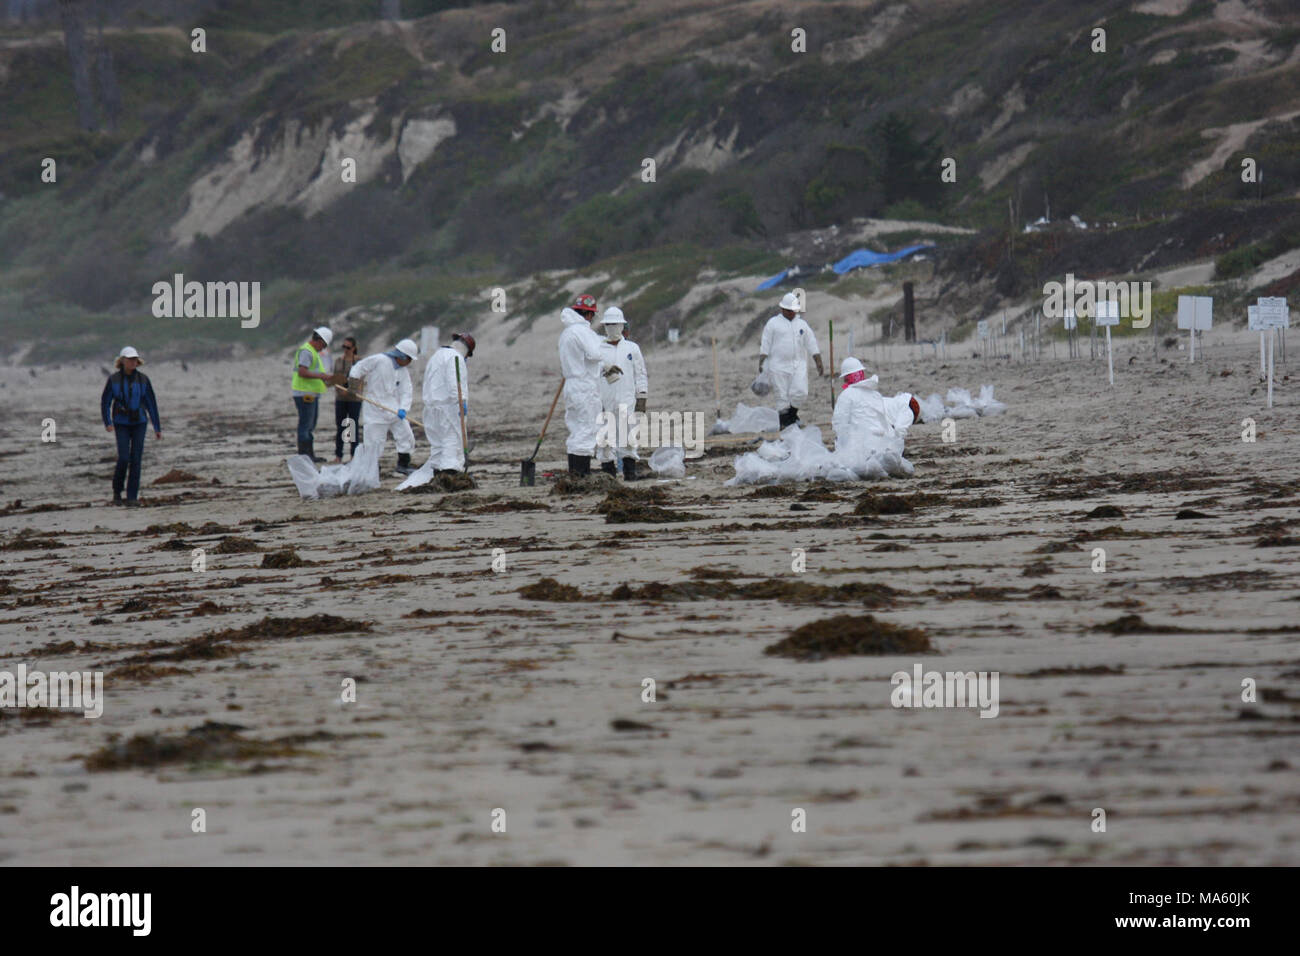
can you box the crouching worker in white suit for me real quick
[558,294,608,476]
[596,307,648,481]
[397,333,474,489]
[759,291,825,430]
[348,338,419,478]
[831,357,921,477]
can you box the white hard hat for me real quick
[118,346,141,360]
[839,357,865,378]
[601,306,626,325]
[779,292,802,312]
[395,338,419,360]
[313,327,333,346]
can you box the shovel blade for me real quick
[520,458,536,486]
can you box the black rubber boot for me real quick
[622,457,638,481]
[111,491,123,506]
[567,454,591,476]
[778,406,799,429]
[600,460,618,476]
[395,452,415,476]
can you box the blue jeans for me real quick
[294,395,320,446]
[113,422,148,500]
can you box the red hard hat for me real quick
[572,294,598,315]
[909,395,921,423]
[453,332,476,357]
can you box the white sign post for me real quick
[1177,295,1212,363]
[1064,308,1077,359]
[1257,297,1289,408]
[1096,300,1119,385]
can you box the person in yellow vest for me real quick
[291,326,333,462]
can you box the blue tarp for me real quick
[757,243,934,290]
[831,243,933,275]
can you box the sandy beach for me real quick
[1,326,1296,866]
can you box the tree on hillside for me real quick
[94,20,121,133]
[58,0,97,131]
[875,112,944,211]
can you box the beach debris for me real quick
[764,614,934,660]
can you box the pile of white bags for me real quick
[726,423,914,485]
[286,443,382,499]
[712,402,780,435]
[915,384,1006,422]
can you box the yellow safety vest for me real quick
[290,341,326,394]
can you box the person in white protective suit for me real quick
[404,333,475,486]
[595,307,649,481]
[759,291,825,430]
[558,293,609,476]
[831,357,921,476]
[347,338,419,477]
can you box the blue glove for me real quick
[461,401,468,417]
[397,409,407,420]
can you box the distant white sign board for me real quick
[977,320,990,340]
[1257,296,1289,329]
[1176,296,1212,331]
[1094,301,1120,327]
[1248,305,1264,331]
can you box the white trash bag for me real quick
[917,393,946,424]
[749,371,773,397]
[973,384,1007,416]
[945,387,978,419]
[719,402,780,434]
[649,445,686,478]
[286,442,381,499]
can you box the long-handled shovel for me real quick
[334,384,425,430]
[454,356,469,473]
[521,378,564,486]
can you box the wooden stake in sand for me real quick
[828,318,837,409]
[1249,305,1265,378]
[977,319,989,365]
[1095,300,1119,386]
[1064,308,1077,359]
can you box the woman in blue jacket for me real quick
[100,346,162,506]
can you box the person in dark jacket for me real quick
[100,346,162,506]
[332,336,363,463]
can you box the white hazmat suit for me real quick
[596,335,647,463]
[350,351,415,457]
[420,345,469,471]
[831,377,915,471]
[759,314,820,410]
[558,308,605,456]
[396,345,468,489]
